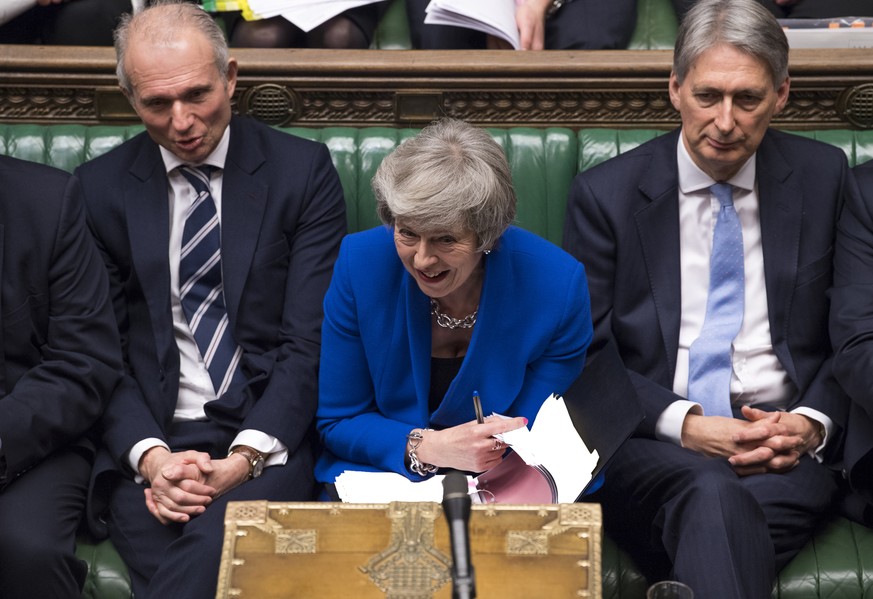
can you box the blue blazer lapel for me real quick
[403,275,433,422]
[756,131,801,382]
[220,117,269,322]
[635,132,683,379]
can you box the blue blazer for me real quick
[315,225,593,484]
[564,128,850,445]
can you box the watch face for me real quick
[251,457,265,479]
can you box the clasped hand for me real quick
[681,406,823,476]
[413,416,527,473]
[138,447,251,525]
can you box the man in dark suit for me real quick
[831,162,873,524]
[563,0,849,596]
[0,155,121,598]
[72,2,346,597]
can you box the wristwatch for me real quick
[228,445,265,479]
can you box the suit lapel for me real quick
[635,132,683,378]
[124,139,175,369]
[0,224,5,394]
[220,118,269,321]
[756,132,801,381]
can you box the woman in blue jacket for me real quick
[315,118,593,488]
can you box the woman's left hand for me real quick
[415,416,527,473]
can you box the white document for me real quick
[424,0,519,49]
[785,28,873,49]
[1,0,36,27]
[335,470,476,503]
[494,393,599,503]
[246,0,387,32]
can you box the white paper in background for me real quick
[425,0,519,49]
[246,0,386,32]
[0,0,36,27]
[784,28,873,49]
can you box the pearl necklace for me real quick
[430,298,478,329]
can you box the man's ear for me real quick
[225,58,239,99]
[668,71,682,112]
[774,77,790,114]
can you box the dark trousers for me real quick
[0,447,91,599]
[107,421,315,599]
[0,0,132,45]
[406,0,638,49]
[595,437,838,599]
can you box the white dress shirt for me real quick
[655,136,831,456]
[126,128,287,478]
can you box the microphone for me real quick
[442,469,476,599]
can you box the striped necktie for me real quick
[178,165,243,397]
[687,182,744,418]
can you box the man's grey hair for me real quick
[114,0,230,95]
[373,118,517,253]
[673,0,789,87]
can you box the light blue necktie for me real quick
[687,183,744,418]
[178,165,244,397]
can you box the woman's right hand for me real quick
[414,416,527,473]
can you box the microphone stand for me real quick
[442,470,476,599]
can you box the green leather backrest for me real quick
[627,0,679,51]
[2,123,871,247]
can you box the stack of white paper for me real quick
[335,470,476,503]
[424,0,519,49]
[242,0,387,32]
[784,28,873,49]
[1,0,35,27]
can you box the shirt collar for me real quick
[159,125,231,174]
[676,131,756,195]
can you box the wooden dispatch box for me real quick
[216,500,602,599]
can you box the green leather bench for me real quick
[4,123,873,598]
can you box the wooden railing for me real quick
[2,45,872,129]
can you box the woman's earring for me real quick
[484,249,491,255]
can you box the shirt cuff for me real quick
[655,400,702,446]
[231,430,288,468]
[127,438,171,485]
[790,407,832,461]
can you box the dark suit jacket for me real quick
[0,155,121,484]
[73,116,346,504]
[831,160,873,520]
[563,128,849,450]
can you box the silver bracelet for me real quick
[407,428,438,477]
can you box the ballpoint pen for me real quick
[473,390,484,424]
